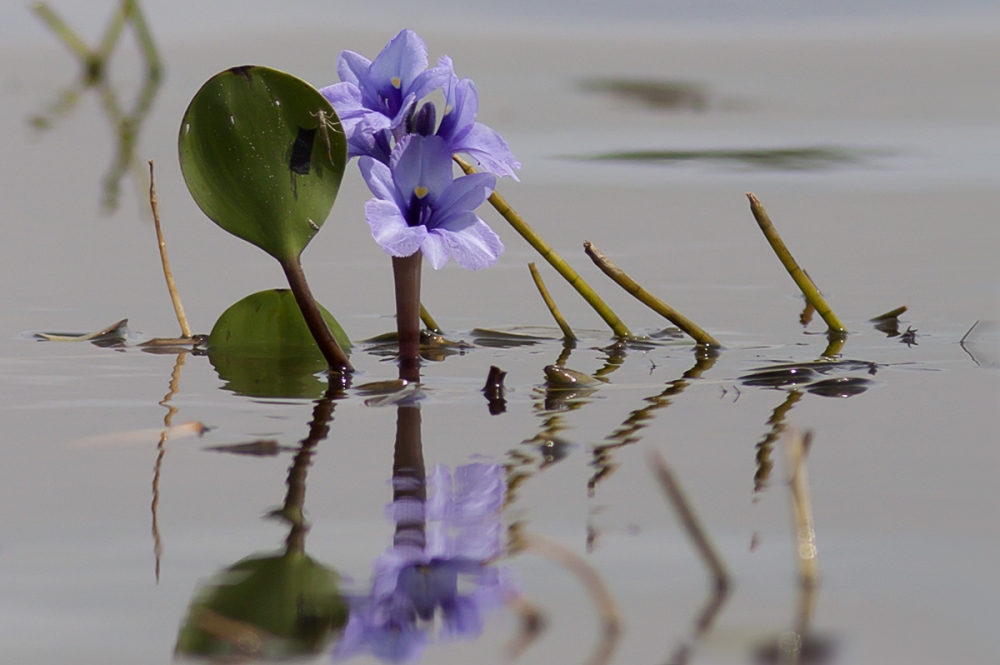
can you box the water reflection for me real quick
[31,1,162,213]
[589,350,717,500]
[334,405,513,663]
[175,381,348,659]
[741,359,877,397]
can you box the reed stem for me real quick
[454,155,631,339]
[584,241,720,347]
[747,193,847,335]
[528,263,576,341]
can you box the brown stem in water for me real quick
[281,257,353,373]
[393,252,423,382]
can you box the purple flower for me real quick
[320,30,452,155]
[435,58,521,180]
[320,32,520,181]
[333,464,512,664]
[360,134,503,270]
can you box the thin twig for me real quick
[528,263,577,341]
[454,155,632,339]
[747,193,847,335]
[148,161,192,339]
[648,450,730,592]
[584,240,720,347]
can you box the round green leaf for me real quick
[207,289,351,398]
[179,65,347,262]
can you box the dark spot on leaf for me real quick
[229,65,253,81]
[291,126,316,175]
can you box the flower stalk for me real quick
[393,252,423,382]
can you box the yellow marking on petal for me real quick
[443,104,452,115]
[391,76,402,88]
[414,186,429,199]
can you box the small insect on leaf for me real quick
[311,109,342,163]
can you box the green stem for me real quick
[393,252,422,382]
[747,193,847,335]
[419,303,442,334]
[281,257,353,373]
[583,241,720,348]
[528,263,576,341]
[454,155,631,339]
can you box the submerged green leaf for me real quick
[179,65,347,262]
[207,289,350,398]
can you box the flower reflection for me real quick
[335,464,512,663]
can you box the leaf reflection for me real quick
[175,380,348,659]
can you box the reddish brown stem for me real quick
[393,252,422,382]
[281,256,353,373]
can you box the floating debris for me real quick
[32,318,131,346]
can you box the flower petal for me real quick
[419,229,452,270]
[392,135,454,205]
[336,50,371,90]
[365,199,426,257]
[438,76,478,144]
[432,172,495,228]
[430,216,503,270]
[359,157,399,205]
[369,29,429,95]
[453,123,521,180]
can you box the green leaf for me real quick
[179,65,347,262]
[174,550,347,658]
[207,289,351,398]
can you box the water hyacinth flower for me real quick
[333,464,512,664]
[320,30,520,179]
[360,134,503,270]
[320,29,451,140]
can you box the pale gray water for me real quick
[0,3,998,664]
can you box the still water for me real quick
[1,2,998,664]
